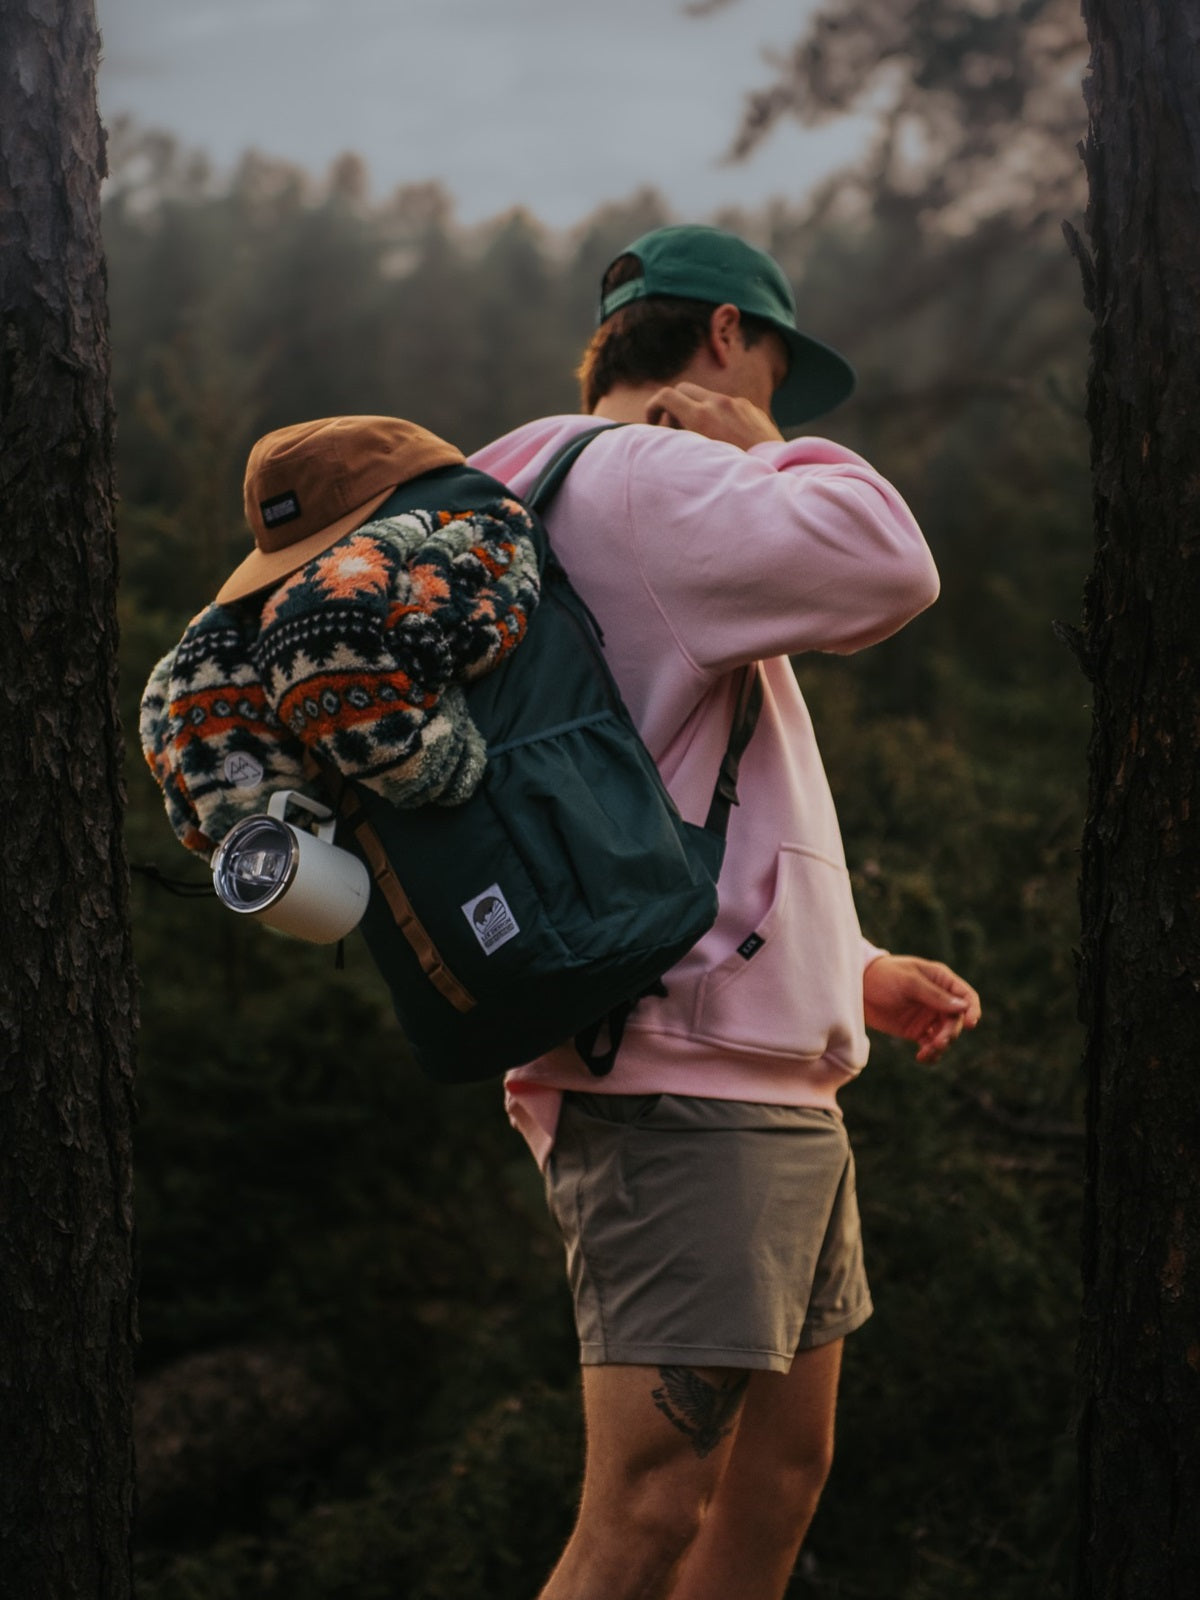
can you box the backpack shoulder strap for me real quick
[532,426,765,1077]
[703,665,763,841]
[526,423,621,513]
[526,420,762,839]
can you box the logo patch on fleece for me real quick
[737,933,766,961]
[462,884,520,955]
[260,491,302,528]
[223,751,265,789]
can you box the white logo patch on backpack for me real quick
[462,884,520,955]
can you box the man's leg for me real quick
[538,1362,749,1600]
[669,1338,844,1600]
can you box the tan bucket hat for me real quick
[216,415,464,604]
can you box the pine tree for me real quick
[0,3,137,1593]
[1073,1,1200,1593]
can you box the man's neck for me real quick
[590,385,665,425]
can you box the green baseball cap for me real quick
[598,224,855,428]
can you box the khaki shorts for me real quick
[545,1092,872,1373]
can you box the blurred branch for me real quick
[711,0,1087,235]
[955,1084,1084,1143]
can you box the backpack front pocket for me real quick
[489,714,716,956]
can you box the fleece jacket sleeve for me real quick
[620,428,940,676]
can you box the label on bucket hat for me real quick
[461,884,519,955]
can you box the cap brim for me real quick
[772,330,857,429]
[214,484,397,605]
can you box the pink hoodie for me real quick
[468,417,940,1166]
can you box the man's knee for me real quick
[743,1436,835,1547]
[558,1460,713,1600]
[785,1436,835,1510]
[583,1434,729,1571]
[710,1410,835,1545]
[622,1462,712,1559]
[792,1423,836,1487]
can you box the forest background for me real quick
[111,4,1093,1595]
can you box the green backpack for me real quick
[322,428,761,1083]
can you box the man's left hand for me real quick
[862,954,982,1064]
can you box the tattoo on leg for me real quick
[651,1366,749,1459]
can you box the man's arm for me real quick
[620,388,940,674]
[642,388,978,1061]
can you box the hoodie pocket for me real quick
[691,843,867,1062]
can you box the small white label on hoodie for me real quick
[462,884,520,955]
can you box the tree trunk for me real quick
[0,3,138,1596]
[1075,3,1200,1595]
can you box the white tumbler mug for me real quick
[211,790,371,943]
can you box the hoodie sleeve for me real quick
[619,427,940,675]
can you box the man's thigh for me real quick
[574,1346,841,1523]
[735,1337,844,1477]
[578,1362,750,1501]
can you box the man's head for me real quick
[577,225,855,428]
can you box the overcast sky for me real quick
[97,0,869,226]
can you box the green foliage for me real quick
[110,129,1090,1599]
[137,1382,581,1600]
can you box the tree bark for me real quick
[0,3,137,1596]
[1075,3,1200,1595]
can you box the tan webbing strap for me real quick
[304,754,476,1015]
[347,810,476,1014]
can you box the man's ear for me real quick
[706,303,743,368]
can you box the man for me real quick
[470,224,981,1600]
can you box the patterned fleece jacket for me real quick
[140,497,540,856]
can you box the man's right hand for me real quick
[645,382,784,450]
[862,954,982,1064]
